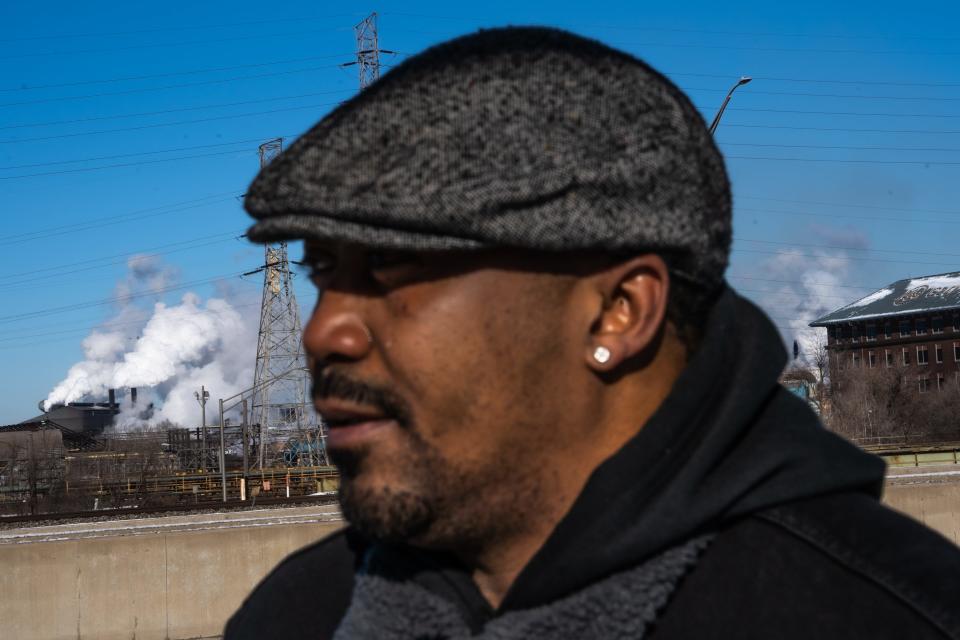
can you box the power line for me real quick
[0,54,350,93]
[0,13,361,43]
[734,247,960,268]
[607,38,960,57]
[723,123,960,135]
[670,71,960,88]
[0,27,349,61]
[0,234,243,289]
[0,89,351,130]
[0,300,262,343]
[720,142,960,153]
[726,106,960,119]
[379,13,960,44]
[0,192,241,245]
[727,155,960,166]
[4,232,241,278]
[684,85,960,102]
[0,272,251,325]
[737,195,960,216]
[0,101,345,144]
[737,206,959,226]
[733,237,960,259]
[727,275,883,290]
[0,63,350,109]
[0,149,254,180]
[735,287,855,301]
[0,135,297,170]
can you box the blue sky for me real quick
[1,0,958,424]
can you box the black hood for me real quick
[500,286,885,609]
[369,286,885,624]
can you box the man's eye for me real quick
[301,254,336,279]
[366,250,416,271]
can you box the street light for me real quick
[194,386,210,470]
[708,76,752,135]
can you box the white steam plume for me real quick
[743,223,869,371]
[43,255,257,429]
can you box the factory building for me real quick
[810,271,960,393]
[18,387,141,437]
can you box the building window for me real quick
[885,350,894,367]
[916,318,927,335]
[936,344,944,364]
[868,351,877,368]
[937,373,946,391]
[955,342,960,362]
[917,345,929,365]
[852,352,860,368]
[900,320,911,337]
[866,323,877,341]
[918,376,930,393]
[851,324,860,342]
[954,315,960,332]
[933,316,943,334]
[884,322,892,339]
[902,348,910,366]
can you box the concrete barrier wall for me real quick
[0,516,344,640]
[1,483,957,640]
[883,483,960,546]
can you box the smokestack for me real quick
[108,389,116,407]
[130,387,138,407]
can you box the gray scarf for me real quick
[333,535,713,639]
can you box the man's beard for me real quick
[316,367,532,550]
[316,367,444,544]
[331,436,443,544]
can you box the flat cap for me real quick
[245,26,731,286]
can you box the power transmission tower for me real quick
[349,12,395,89]
[250,138,324,469]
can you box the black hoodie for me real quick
[225,288,960,639]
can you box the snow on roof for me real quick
[810,270,960,326]
[844,288,894,309]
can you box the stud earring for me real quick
[593,346,611,364]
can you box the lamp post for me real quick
[194,386,210,470]
[708,76,752,135]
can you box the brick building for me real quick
[810,271,960,393]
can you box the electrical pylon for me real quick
[250,138,324,469]
[354,13,381,89]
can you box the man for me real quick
[226,27,960,639]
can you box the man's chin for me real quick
[337,475,435,544]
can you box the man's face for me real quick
[302,243,593,549]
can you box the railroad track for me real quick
[0,493,339,526]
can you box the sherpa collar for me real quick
[334,535,713,639]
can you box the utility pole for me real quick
[193,386,209,470]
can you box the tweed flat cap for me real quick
[244,26,732,286]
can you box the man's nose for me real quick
[302,294,373,363]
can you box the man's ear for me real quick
[585,254,670,372]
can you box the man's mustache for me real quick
[312,367,412,427]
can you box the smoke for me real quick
[43,255,258,430]
[761,249,850,361]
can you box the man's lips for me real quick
[317,401,399,449]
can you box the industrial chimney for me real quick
[130,387,138,407]
[108,388,116,407]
